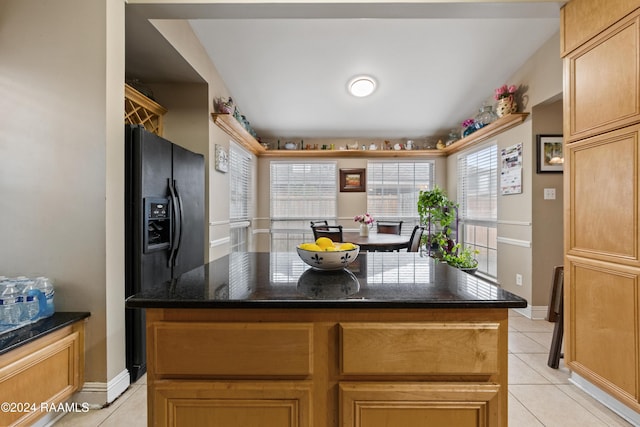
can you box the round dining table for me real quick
[342,231,410,252]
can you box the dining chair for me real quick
[311,224,343,242]
[406,225,425,252]
[376,220,403,235]
[310,220,329,229]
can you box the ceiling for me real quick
[125,2,563,140]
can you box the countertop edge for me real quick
[0,312,91,355]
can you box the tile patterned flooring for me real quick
[55,310,634,426]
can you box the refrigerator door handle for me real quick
[167,178,180,268]
[172,180,185,267]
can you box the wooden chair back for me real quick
[311,224,343,242]
[310,220,329,229]
[376,221,403,235]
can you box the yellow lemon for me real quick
[300,243,322,251]
[339,242,356,251]
[315,237,334,249]
[324,246,337,252]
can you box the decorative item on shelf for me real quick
[213,96,234,114]
[354,213,374,237]
[436,139,446,150]
[475,103,498,126]
[461,118,481,138]
[494,84,518,117]
[406,140,414,150]
[445,129,459,146]
[284,141,297,150]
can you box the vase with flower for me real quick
[461,118,482,138]
[354,213,374,237]
[494,84,518,117]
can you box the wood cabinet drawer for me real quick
[152,322,313,376]
[339,322,499,375]
[340,382,500,427]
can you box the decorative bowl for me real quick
[296,244,360,270]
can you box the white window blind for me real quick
[458,144,498,221]
[270,162,337,221]
[270,161,337,251]
[229,143,252,221]
[457,143,498,277]
[367,161,434,232]
[229,143,252,251]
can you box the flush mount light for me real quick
[348,76,377,97]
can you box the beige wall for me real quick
[0,0,125,383]
[531,99,563,306]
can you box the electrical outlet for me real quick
[516,274,523,286]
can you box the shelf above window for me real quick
[212,112,529,158]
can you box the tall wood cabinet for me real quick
[562,0,640,413]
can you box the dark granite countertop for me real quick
[126,252,527,310]
[0,312,91,355]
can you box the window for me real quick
[270,161,337,251]
[367,160,435,234]
[457,143,498,277]
[229,143,252,252]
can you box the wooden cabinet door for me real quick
[340,382,500,427]
[152,380,312,427]
[564,10,640,143]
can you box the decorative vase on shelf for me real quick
[475,104,498,126]
[496,95,517,117]
[359,223,369,237]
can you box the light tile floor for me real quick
[56,310,634,426]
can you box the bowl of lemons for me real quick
[296,237,360,270]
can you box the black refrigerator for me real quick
[124,124,205,383]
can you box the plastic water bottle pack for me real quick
[0,276,55,334]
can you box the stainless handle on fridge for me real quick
[167,179,180,268]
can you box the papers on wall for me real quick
[501,143,522,195]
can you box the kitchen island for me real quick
[126,252,526,427]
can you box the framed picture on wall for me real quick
[340,168,366,192]
[536,134,564,173]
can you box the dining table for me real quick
[342,231,411,251]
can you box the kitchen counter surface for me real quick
[126,252,526,310]
[0,311,90,355]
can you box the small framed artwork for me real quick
[215,144,228,173]
[536,134,564,173]
[340,168,366,192]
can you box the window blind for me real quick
[270,161,337,221]
[457,144,498,221]
[229,143,252,251]
[229,143,252,222]
[366,161,434,229]
[457,143,498,277]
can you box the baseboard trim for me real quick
[513,305,548,320]
[570,372,640,426]
[73,369,130,408]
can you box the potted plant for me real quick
[441,243,479,273]
[417,186,458,256]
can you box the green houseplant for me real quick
[441,243,479,273]
[417,186,458,257]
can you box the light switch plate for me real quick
[544,188,556,200]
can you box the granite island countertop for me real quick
[126,252,527,310]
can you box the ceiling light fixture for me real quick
[348,76,377,97]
